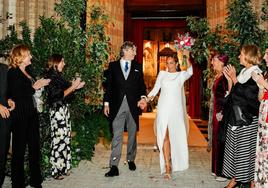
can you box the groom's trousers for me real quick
[109,97,137,166]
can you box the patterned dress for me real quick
[45,69,72,177]
[255,91,268,188]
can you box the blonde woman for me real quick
[222,45,262,188]
[7,44,50,187]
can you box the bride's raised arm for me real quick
[180,59,193,82]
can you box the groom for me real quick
[103,41,147,177]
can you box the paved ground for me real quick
[3,144,227,188]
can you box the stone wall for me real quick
[0,0,58,39]
[0,0,124,60]
[87,0,124,60]
[206,0,228,30]
[252,0,268,30]
[0,0,16,38]
[207,0,268,30]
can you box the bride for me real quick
[148,55,192,179]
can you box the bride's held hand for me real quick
[147,96,154,102]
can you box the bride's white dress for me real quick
[148,66,193,174]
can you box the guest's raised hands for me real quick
[223,67,232,82]
[224,65,238,84]
[33,78,51,90]
[251,71,263,83]
[76,81,85,90]
[72,77,85,90]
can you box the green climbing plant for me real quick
[0,1,111,179]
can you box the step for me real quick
[198,127,208,131]
[196,124,207,127]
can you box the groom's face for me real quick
[123,47,136,61]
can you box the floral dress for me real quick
[45,69,72,177]
[255,91,268,188]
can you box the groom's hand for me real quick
[104,106,110,117]
[137,98,147,110]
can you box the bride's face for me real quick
[166,57,177,72]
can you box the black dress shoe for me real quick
[128,161,136,171]
[105,165,119,177]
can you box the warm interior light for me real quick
[144,41,151,48]
[165,43,170,48]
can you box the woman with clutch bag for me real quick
[222,44,262,188]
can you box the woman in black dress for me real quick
[45,54,84,180]
[7,44,50,188]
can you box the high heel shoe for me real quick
[224,180,238,188]
[164,164,171,180]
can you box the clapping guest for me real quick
[222,45,262,188]
[7,44,50,188]
[45,54,85,180]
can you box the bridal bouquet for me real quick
[174,32,195,51]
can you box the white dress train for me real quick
[148,66,193,174]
